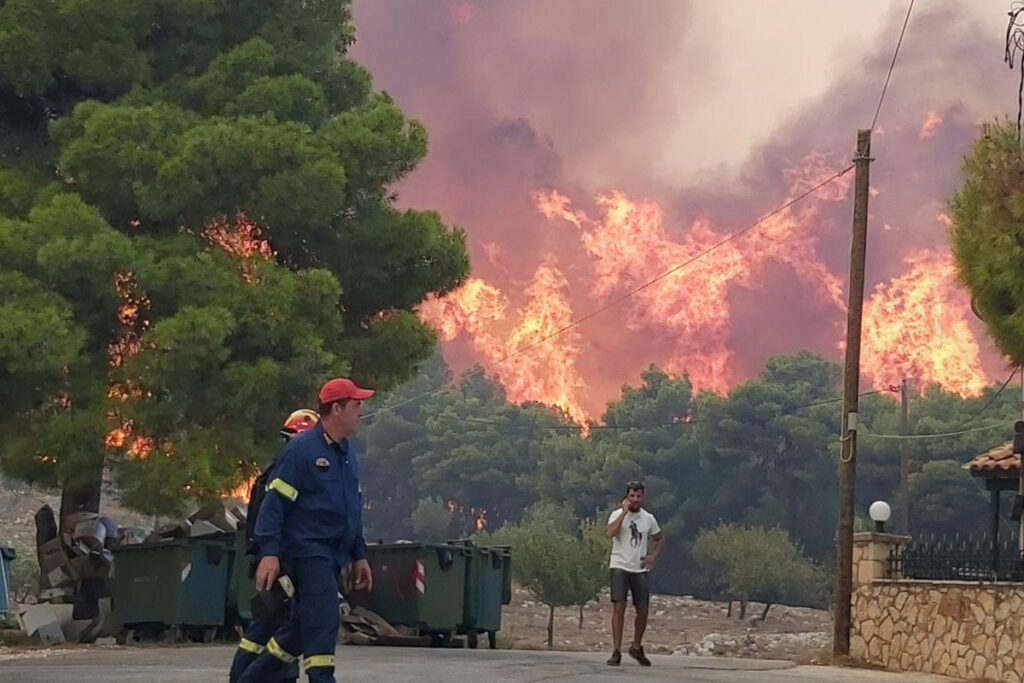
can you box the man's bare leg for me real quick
[632,604,648,647]
[628,603,652,666]
[611,601,627,651]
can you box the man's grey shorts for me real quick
[610,569,650,607]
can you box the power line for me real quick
[860,421,1008,441]
[486,165,855,370]
[871,0,916,130]
[950,367,1019,431]
[857,369,1020,441]
[366,165,855,420]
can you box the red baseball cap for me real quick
[318,378,374,403]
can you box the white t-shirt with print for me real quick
[607,508,661,573]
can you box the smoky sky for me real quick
[350,0,1017,414]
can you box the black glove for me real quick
[250,574,295,625]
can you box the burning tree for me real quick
[0,0,468,522]
[950,119,1024,368]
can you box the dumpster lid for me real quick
[110,536,232,552]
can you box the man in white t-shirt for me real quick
[604,480,663,667]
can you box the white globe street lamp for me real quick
[869,500,891,533]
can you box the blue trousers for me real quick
[229,618,299,682]
[238,557,341,683]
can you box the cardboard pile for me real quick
[20,501,246,644]
[341,606,432,647]
[21,505,127,644]
[34,506,118,607]
[137,501,247,543]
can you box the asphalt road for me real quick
[0,645,954,682]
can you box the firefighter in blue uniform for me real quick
[239,378,374,683]
[228,408,319,683]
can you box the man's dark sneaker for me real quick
[629,645,652,666]
[607,650,621,666]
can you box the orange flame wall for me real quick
[420,153,994,422]
[861,250,989,397]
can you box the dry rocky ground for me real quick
[2,483,832,662]
[497,588,832,661]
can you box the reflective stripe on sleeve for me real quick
[268,478,298,502]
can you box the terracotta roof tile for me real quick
[964,441,1019,477]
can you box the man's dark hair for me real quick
[318,398,351,416]
[625,480,645,495]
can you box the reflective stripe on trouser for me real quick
[235,651,301,683]
[304,654,335,670]
[267,638,297,663]
[239,638,265,655]
[230,620,300,682]
[251,556,342,683]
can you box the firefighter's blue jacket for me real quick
[254,423,366,565]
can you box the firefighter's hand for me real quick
[255,556,280,591]
[352,558,373,592]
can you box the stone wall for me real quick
[851,581,1024,681]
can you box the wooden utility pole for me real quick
[834,129,872,657]
[896,378,910,534]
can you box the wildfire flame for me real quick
[204,212,273,260]
[127,436,154,459]
[533,152,847,394]
[861,249,989,396]
[226,471,260,504]
[106,270,153,457]
[204,212,274,283]
[421,278,508,348]
[919,111,943,140]
[533,188,586,230]
[105,424,129,449]
[420,260,588,422]
[108,271,150,369]
[566,190,744,393]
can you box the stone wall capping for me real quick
[852,532,913,544]
[871,578,1024,587]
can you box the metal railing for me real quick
[888,535,1024,582]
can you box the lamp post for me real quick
[869,501,891,533]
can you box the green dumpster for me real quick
[0,544,15,615]
[111,538,231,641]
[451,540,511,649]
[351,543,469,638]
